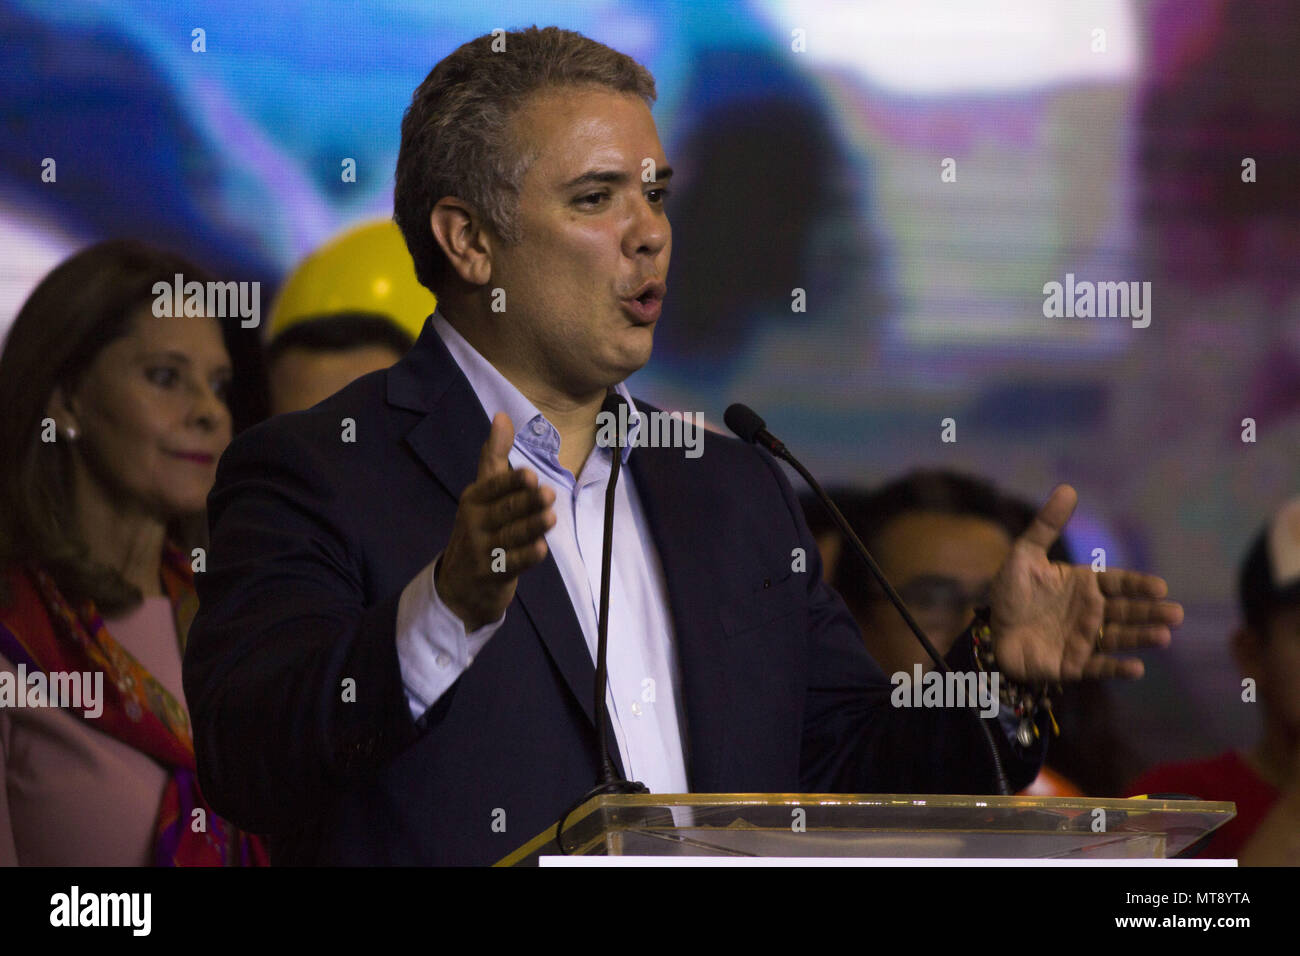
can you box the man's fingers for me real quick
[1093,573,1181,651]
[466,465,537,505]
[495,509,557,550]
[1095,622,1174,651]
[1102,596,1184,627]
[1019,483,1078,552]
[1097,570,1168,599]
[1082,654,1146,680]
[483,483,554,532]
[476,412,515,481]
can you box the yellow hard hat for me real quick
[267,219,436,340]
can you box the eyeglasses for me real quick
[873,575,992,627]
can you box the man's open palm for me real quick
[988,484,1183,683]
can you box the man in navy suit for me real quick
[183,27,1182,865]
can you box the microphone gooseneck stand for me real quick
[555,393,648,855]
[723,403,1012,796]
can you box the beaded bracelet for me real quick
[970,606,1060,747]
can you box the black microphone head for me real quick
[724,403,766,444]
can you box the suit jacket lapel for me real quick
[386,316,483,502]
[386,317,626,779]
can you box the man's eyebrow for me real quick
[561,166,674,189]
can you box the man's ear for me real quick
[429,198,494,287]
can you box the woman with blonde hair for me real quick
[0,239,266,865]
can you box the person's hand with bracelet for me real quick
[973,484,1183,696]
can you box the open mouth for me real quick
[622,280,666,323]
[622,291,663,323]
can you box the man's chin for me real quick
[616,332,654,378]
[582,354,651,397]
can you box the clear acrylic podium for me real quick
[496,793,1236,865]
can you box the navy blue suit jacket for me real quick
[183,317,1043,865]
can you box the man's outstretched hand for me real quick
[987,484,1183,683]
[435,413,557,632]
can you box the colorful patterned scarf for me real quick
[0,540,267,866]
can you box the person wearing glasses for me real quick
[803,469,1137,796]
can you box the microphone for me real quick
[592,391,643,791]
[723,403,787,458]
[724,402,1012,796]
[555,392,648,854]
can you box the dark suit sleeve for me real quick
[750,452,1047,795]
[183,418,420,835]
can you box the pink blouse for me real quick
[0,595,184,866]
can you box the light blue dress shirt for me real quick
[395,311,690,794]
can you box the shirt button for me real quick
[467,654,475,666]
[631,701,643,717]
[435,653,450,668]
[531,419,547,436]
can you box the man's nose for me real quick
[625,197,669,258]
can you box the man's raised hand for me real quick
[986,484,1184,683]
[435,413,557,631]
